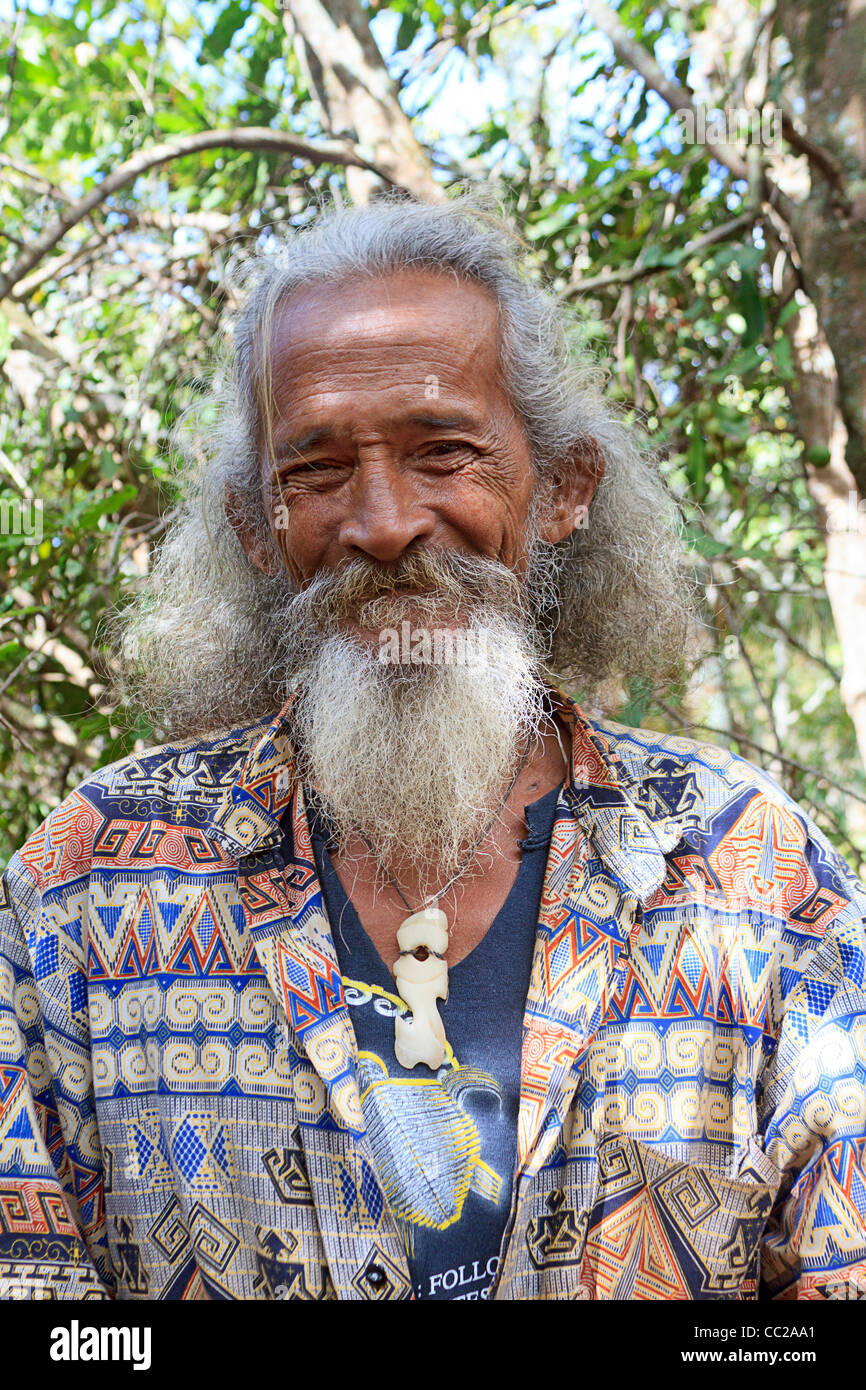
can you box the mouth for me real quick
[344,585,443,611]
[334,588,470,632]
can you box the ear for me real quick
[224,482,284,576]
[536,439,605,544]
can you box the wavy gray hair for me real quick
[111,191,700,740]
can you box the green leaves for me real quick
[687,420,708,495]
[200,0,252,62]
[525,194,578,240]
[0,312,11,366]
[734,271,765,347]
[772,334,795,381]
[77,484,138,530]
[706,344,765,382]
[806,444,832,467]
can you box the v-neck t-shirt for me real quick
[307,782,562,1301]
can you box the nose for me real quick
[338,458,435,564]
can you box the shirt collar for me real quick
[550,688,686,903]
[206,692,299,859]
[207,686,684,903]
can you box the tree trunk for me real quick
[587,0,866,779]
[284,0,441,204]
[775,0,866,498]
[785,301,866,779]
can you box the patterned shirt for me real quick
[1,689,865,1301]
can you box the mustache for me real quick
[290,548,528,629]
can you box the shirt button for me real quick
[366,1265,387,1289]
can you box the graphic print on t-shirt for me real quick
[306,782,562,1301]
[352,1031,503,1234]
[334,970,513,1299]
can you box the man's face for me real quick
[245,268,592,628]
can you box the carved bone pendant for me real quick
[392,907,449,1070]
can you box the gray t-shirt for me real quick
[308,783,561,1300]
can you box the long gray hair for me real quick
[110,191,701,740]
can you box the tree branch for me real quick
[0,154,76,203]
[579,0,750,180]
[709,564,785,758]
[730,3,777,109]
[780,110,850,204]
[10,228,115,300]
[565,206,761,298]
[0,705,37,755]
[285,0,441,203]
[0,126,389,301]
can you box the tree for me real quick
[576,0,866,788]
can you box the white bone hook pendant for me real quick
[392,907,449,1069]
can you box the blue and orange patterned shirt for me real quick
[1,689,865,1300]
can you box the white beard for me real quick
[290,608,546,896]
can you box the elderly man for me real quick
[1,196,865,1303]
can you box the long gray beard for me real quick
[290,611,547,896]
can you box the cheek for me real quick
[265,489,321,575]
[442,486,531,563]
[461,467,534,542]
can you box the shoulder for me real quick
[584,715,831,843]
[585,715,784,804]
[585,713,866,950]
[82,718,270,801]
[6,718,272,893]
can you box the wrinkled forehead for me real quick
[248,267,504,424]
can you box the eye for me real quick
[276,457,345,479]
[418,440,477,462]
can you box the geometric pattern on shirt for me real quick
[579,1135,774,1300]
[2,692,865,1300]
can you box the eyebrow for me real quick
[271,411,482,459]
[403,411,481,431]
[273,427,335,458]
